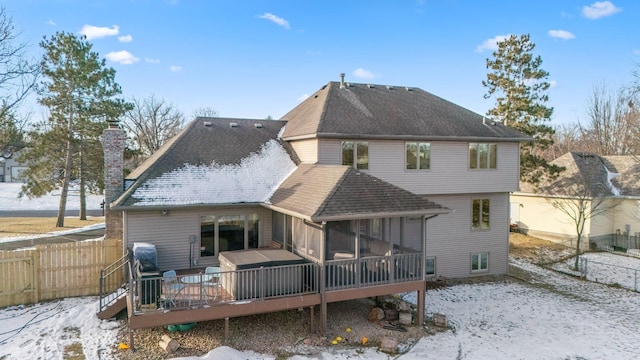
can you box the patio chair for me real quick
[161,270,186,306]
[204,266,222,300]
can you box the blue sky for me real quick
[4,0,639,126]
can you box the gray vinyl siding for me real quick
[317,139,520,194]
[290,139,319,164]
[425,193,509,278]
[124,206,272,271]
[318,139,341,164]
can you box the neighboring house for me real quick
[100,78,528,339]
[511,152,640,249]
[0,149,27,183]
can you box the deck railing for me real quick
[325,252,423,291]
[132,262,319,313]
[98,251,130,312]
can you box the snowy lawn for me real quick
[550,252,640,292]
[1,256,639,360]
[0,183,103,211]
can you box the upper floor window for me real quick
[342,141,368,170]
[469,143,497,169]
[472,198,490,230]
[406,142,430,170]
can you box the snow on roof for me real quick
[604,164,620,196]
[131,139,296,206]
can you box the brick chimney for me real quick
[101,122,125,241]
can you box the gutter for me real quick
[282,133,531,143]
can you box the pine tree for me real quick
[19,32,131,227]
[483,34,562,184]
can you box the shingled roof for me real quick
[519,152,640,197]
[112,117,296,208]
[281,81,530,141]
[268,164,450,222]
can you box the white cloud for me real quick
[258,13,290,29]
[105,50,139,64]
[475,35,510,52]
[582,1,622,19]
[633,49,640,55]
[353,68,376,80]
[145,57,160,63]
[548,29,576,40]
[550,80,558,88]
[297,94,309,102]
[170,65,182,72]
[118,34,133,43]
[45,20,56,26]
[79,24,119,40]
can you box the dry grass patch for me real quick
[509,232,574,264]
[0,217,104,238]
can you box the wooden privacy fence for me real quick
[0,238,122,308]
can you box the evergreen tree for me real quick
[19,32,131,226]
[483,34,562,184]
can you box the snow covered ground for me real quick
[0,183,104,211]
[1,255,639,359]
[550,252,640,292]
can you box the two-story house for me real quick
[101,78,527,344]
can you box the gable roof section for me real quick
[281,81,529,141]
[267,164,449,222]
[519,152,640,197]
[112,117,296,208]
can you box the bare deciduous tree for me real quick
[543,154,620,270]
[0,6,38,159]
[191,106,218,119]
[122,95,185,157]
[581,82,640,156]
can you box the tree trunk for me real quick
[574,234,581,271]
[57,137,72,227]
[79,137,86,220]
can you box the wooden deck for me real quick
[122,254,426,337]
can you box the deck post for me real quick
[417,288,425,325]
[128,326,134,350]
[224,317,230,340]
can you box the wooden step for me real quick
[98,296,128,320]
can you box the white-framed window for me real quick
[469,143,497,169]
[472,198,490,230]
[425,257,436,276]
[471,252,488,272]
[406,142,430,170]
[342,141,369,170]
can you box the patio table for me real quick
[181,274,214,303]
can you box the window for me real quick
[469,143,497,169]
[342,141,368,170]
[406,142,430,170]
[472,198,490,230]
[425,257,436,276]
[471,252,488,272]
[200,214,260,257]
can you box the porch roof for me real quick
[266,164,450,222]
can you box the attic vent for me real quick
[367,84,374,88]
[386,85,394,90]
[482,117,496,126]
[203,121,212,127]
[254,123,263,129]
[405,87,412,91]
[230,122,239,128]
